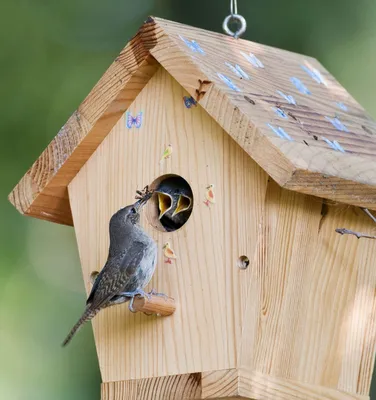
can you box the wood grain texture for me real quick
[238,180,376,398]
[8,27,159,225]
[238,368,369,400]
[68,68,267,382]
[101,373,201,400]
[148,18,376,210]
[9,16,376,224]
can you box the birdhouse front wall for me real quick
[68,65,376,399]
[68,66,268,383]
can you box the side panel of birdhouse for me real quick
[68,66,268,383]
[238,181,376,399]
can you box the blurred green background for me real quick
[1,0,376,399]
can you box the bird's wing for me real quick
[86,241,147,310]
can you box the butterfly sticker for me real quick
[126,112,143,129]
[179,35,205,54]
[183,96,197,108]
[290,77,311,95]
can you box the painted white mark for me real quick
[277,90,297,105]
[225,62,250,79]
[325,116,349,132]
[322,137,345,153]
[336,102,348,111]
[179,35,205,54]
[240,51,264,68]
[267,123,293,141]
[301,65,327,86]
[217,73,241,92]
[273,107,288,119]
[290,77,311,95]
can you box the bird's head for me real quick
[163,242,170,249]
[112,196,149,226]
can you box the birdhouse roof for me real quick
[9,17,376,225]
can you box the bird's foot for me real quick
[148,288,169,301]
[120,289,151,313]
[164,258,172,264]
[203,200,210,207]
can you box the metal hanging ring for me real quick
[222,14,247,39]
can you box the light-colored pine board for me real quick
[148,18,376,210]
[238,368,369,400]
[101,373,201,400]
[9,17,376,224]
[68,67,267,382]
[9,35,159,225]
[239,180,376,397]
[201,369,239,398]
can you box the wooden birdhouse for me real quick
[9,17,376,400]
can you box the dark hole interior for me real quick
[152,175,194,232]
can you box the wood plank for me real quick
[68,67,267,382]
[9,34,158,225]
[238,180,376,397]
[101,373,201,400]
[238,368,369,400]
[9,17,376,224]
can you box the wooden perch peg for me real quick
[132,293,176,316]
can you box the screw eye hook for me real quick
[223,0,246,38]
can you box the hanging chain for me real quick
[223,0,246,39]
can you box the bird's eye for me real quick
[131,208,136,214]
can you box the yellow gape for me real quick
[157,192,173,219]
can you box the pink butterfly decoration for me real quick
[126,112,143,129]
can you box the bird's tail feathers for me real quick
[62,307,98,347]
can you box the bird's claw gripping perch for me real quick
[148,288,170,302]
[121,289,151,313]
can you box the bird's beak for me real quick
[172,195,192,217]
[133,191,153,212]
[157,192,173,219]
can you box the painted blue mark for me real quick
[273,107,288,119]
[267,123,293,141]
[225,62,250,79]
[336,102,348,111]
[277,90,297,105]
[179,35,205,54]
[325,116,349,132]
[183,96,197,108]
[217,73,241,92]
[290,77,311,95]
[240,51,264,68]
[322,137,345,153]
[301,65,327,85]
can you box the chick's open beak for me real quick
[157,192,173,219]
[172,194,192,217]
